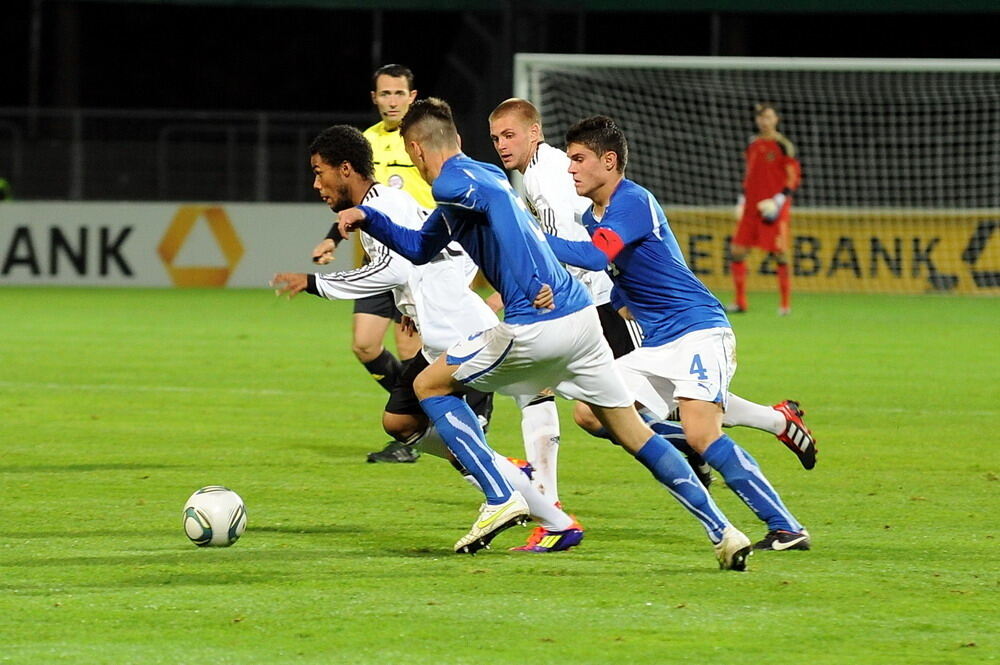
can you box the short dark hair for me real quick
[755,101,780,116]
[565,115,628,173]
[309,125,374,179]
[372,64,415,92]
[400,97,459,149]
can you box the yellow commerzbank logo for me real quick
[157,206,244,287]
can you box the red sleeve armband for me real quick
[592,227,626,262]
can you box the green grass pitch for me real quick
[0,287,996,664]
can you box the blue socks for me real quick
[419,395,513,505]
[702,434,803,533]
[635,434,728,543]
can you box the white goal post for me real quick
[514,54,1000,295]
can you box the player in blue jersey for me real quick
[544,115,810,552]
[337,98,754,569]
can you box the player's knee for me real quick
[382,412,423,442]
[412,369,450,401]
[730,246,748,262]
[679,420,724,452]
[352,341,382,363]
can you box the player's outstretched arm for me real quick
[550,225,626,271]
[273,250,411,303]
[545,234,606,271]
[270,273,309,299]
[337,207,369,238]
[356,205,452,265]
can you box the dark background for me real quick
[5,2,1000,113]
[1,1,999,200]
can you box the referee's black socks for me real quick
[363,348,402,393]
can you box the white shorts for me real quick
[447,306,633,409]
[616,327,736,419]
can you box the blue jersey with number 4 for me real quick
[360,153,591,325]
[582,179,729,347]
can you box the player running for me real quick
[730,102,802,316]
[312,64,431,463]
[488,98,816,473]
[544,115,811,552]
[337,98,754,570]
[270,125,581,547]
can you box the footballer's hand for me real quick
[618,305,634,321]
[270,273,308,299]
[337,207,368,238]
[734,194,745,221]
[312,238,335,265]
[533,283,554,310]
[399,315,418,337]
[756,193,787,223]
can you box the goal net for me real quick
[515,55,1000,295]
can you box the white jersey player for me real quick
[489,101,650,513]
[271,125,580,547]
[523,143,614,306]
[489,99,818,485]
[311,185,494,361]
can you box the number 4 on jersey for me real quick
[689,354,709,380]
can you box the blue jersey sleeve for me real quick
[544,233,608,272]
[609,285,629,312]
[358,204,453,265]
[419,154,592,324]
[436,167,547,304]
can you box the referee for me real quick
[359,64,432,462]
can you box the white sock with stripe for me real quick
[724,394,785,434]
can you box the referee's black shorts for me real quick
[353,291,403,323]
[597,302,644,359]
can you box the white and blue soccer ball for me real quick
[182,486,247,547]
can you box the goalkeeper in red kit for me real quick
[729,102,801,316]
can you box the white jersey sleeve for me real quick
[311,232,413,301]
[315,184,497,360]
[522,142,613,305]
[311,185,419,303]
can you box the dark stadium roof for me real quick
[61,0,1000,12]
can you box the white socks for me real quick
[419,422,572,532]
[462,453,573,532]
[724,394,785,434]
[517,396,562,504]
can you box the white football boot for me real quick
[454,491,530,554]
[714,525,753,571]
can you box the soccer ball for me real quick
[182,486,247,547]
